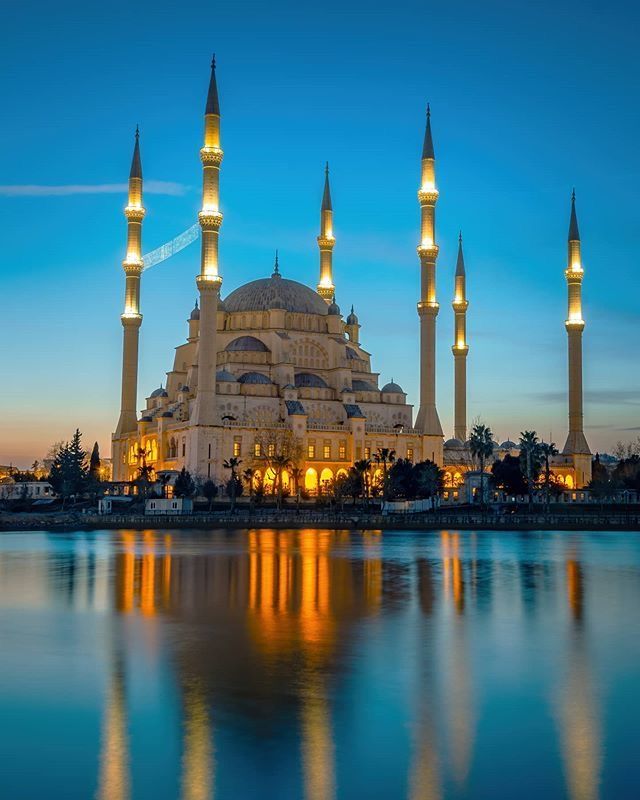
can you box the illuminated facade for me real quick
[111,62,591,489]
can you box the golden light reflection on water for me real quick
[557,548,601,800]
[17,529,619,798]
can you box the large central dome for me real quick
[223,274,328,315]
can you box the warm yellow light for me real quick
[454,293,462,305]
[457,337,466,348]
[570,263,583,273]
[320,277,334,288]
[569,311,583,322]
[125,203,141,212]
[201,204,218,214]
[421,236,433,248]
[421,181,435,192]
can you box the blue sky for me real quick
[1,0,638,466]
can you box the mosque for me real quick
[111,60,592,492]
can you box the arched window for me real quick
[305,468,319,495]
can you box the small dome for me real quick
[190,300,200,320]
[444,438,464,449]
[500,440,518,450]
[295,373,329,389]
[346,305,359,325]
[216,369,237,382]
[226,335,270,352]
[238,372,272,385]
[327,298,341,316]
[150,386,168,398]
[353,379,377,392]
[381,380,404,394]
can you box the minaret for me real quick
[562,191,590,460]
[317,162,335,302]
[192,56,223,429]
[415,106,444,444]
[115,127,145,436]
[452,233,469,441]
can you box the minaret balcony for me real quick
[317,236,335,250]
[452,300,469,312]
[199,210,223,230]
[418,189,439,205]
[124,205,146,222]
[121,311,142,327]
[565,318,585,331]
[417,300,440,316]
[417,244,439,260]
[564,267,584,283]
[122,258,144,275]
[196,273,223,293]
[452,343,469,355]
[200,146,224,166]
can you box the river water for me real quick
[0,529,638,799]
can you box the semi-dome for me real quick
[189,300,200,320]
[295,373,329,389]
[216,369,237,382]
[225,335,270,352]
[353,379,377,392]
[444,438,464,448]
[150,386,168,398]
[346,305,359,325]
[223,275,328,315]
[381,380,404,394]
[500,440,518,450]
[327,298,341,316]
[238,372,272,385]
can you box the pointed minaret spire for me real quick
[562,190,591,477]
[455,232,465,276]
[317,162,336,302]
[568,188,580,241]
[322,162,332,211]
[422,104,435,160]
[114,127,146,444]
[130,126,142,179]
[415,102,443,446]
[205,54,220,116]
[192,55,224,441]
[272,249,280,277]
[452,232,469,442]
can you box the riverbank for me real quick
[2,510,640,532]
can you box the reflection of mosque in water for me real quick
[27,531,607,799]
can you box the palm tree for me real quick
[539,441,559,510]
[242,467,255,505]
[223,456,242,512]
[469,423,494,509]
[353,459,371,502]
[519,431,541,510]
[373,448,396,502]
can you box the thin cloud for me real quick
[0,181,188,197]
[533,389,640,405]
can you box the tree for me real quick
[174,468,195,498]
[539,441,559,509]
[413,460,444,499]
[469,423,494,508]
[223,457,243,512]
[134,445,155,500]
[491,454,527,495]
[202,479,218,512]
[48,429,88,507]
[242,468,256,505]
[519,431,543,508]
[89,442,101,481]
[373,448,396,502]
[388,458,416,500]
[352,459,371,501]
[252,430,303,510]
